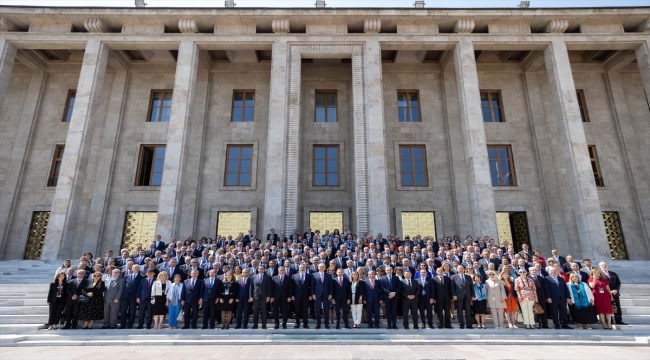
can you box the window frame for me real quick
[396,90,422,123]
[576,89,590,123]
[314,90,338,123]
[146,90,173,123]
[487,145,517,186]
[588,145,605,187]
[47,145,65,187]
[312,144,340,187]
[480,90,505,123]
[224,144,254,187]
[231,90,256,122]
[61,89,76,123]
[398,145,429,187]
[135,144,166,187]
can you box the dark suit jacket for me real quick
[562,261,582,274]
[272,274,293,301]
[48,282,68,303]
[137,277,155,300]
[543,275,570,302]
[450,274,475,300]
[363,278,381,303]
[121,274,143,300]
[236,277,253,301]
[350,281,365,304]
[184,267,205,280]
[66,278,88,300]
[399,279,420,299]
[183,278,205,303]
[266,267,279,278]
[531,275,546,304]
[249,273,272,300]
[154,241,166,252]
[604,270,621,292]
[568,271,589,283]
[415,277,434,302]
[332,276,351,303]
[202,277,221,302]
[165,267,184,282]
[292,272,312,300]
[431,275,451,302]
[310,271,333,299]
[380,275,401,301]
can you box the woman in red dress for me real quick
[588,269,614,329]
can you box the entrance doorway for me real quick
[496,212,530,251]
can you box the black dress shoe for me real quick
[445,326,453,329]
[315,325,321,329]
[235,326,242,329]
[110,326,117,329]
[146,326,152,329]
[335,324,340,329]
[438,324,443,329]
[324,325,330,329]
[413,326,420,329]
[101,326,110,329]
[181,326,189,329]
[274,325,280,329]
[368,325,374,328]
[460,325,465,329]
[467,326,474,329]
[303,325,310,329]
[262,326,267,329]
[542,326,550,329]
[554,325,560,329]
[617,322,628,325]
[136,326,144,329]
[61,326,71,330]
[282,324,287,329]
[345,326,351,329]
[294,324,300,329]
[201,326,208,329]
[561,325,573,329]
[119,326,126,329]
[404,325,409,329]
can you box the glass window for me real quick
[487,145,516,186]
[47,145,65,186]
[313,145,339,186]
[480,90,504,122]
[136,145,166,186]
[62,90,76,122]
[232,91,255,122]
[224,145,253,186]
[148,90,173,122]
[588,145,604,187]
[399,145,428,186]
[576,90,590,122]
[397,91,421,122]
[315,91,337,122]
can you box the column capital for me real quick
[364,19,381,33]
[84,18,109,33]
[272,19,290,33]
[178,19,198,33]
[545,19,569,33]
[454,19,475,33]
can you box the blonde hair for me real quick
[568,273,581,283]
[156,271,169,281]
[590,268,605,281]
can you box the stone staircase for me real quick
[0,260,648,346]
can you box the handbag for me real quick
[77,295,89,303]
[533,302,545,315]
[611,300,617,314]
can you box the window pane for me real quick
[232,108,243,122]
[314,173,325,186]
[240,173,251,186]
[226,173,238,186]
[327,147,338,159]
[152,92,161,107]
[69,93,76,107]
[491,173,500,185]
[244,108,254,122]
[502,173,512,186]
[163,92,173,107]
[153,159,164,173]
[234,92,243,105]
[401,160,412,173]
[498,147,509,159]
[57,147,65,158]
[328,93,336,107]
[409,92,419,107]
[155,147,165,159]
[410,108,420,122]
[398,108,408,122]
[316,93,325,107]
[151,173,162,186]
[315,159,325,172]
[161,107,171,122]
[480,92,489,105]
[327,173,338,186]
[241,147,252,159]
[487,147,497,159]
[53,162,62,174]
[228,160,239,172]
[327,160,337,172]
[66,108,74,122]
[327,108,336,122]
[402,173,413,186]
[149,109,159,122]
[397,93,407,107]
[489,159,498,172]
[412,147,423,160]
[315,147,325,159]
[240,160,251,172]
[591,162,598,173]
[315,108,325,122]
[229,147,239,159]
[500,160,510,173]
[482,107,491,122]
[491,94,500,108]
[414,160,424,173]
[400,147,411,160]
[245,92,255,106]
[415,173,426,186]
[492,108,501,122]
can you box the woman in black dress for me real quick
[78,272,105,329]
[151,271,172,329]
[46,273,68,330]
[219,271,238,329]
[472,274,488,329]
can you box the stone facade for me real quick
[0,6,649,260]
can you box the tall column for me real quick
[453,39,498,240]
[543,39,610,260]
[83,67,129,254]
[0,56,46,258]
[263,40,289,232]
[282,45,302,232]
[154,40,199,240]
[363,40,390,235]
[0,38,17,111]
[636,40,650,107]
[42,39,109,260]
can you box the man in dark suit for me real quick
[136,269,156,329]
[182,269,205,329]
[154,235,166,252]
[332,268,351,329]
[549,249,567,267]
[381,266,401,329]
[62,270,88,329]
[234,268,252,329]
[451,265,476,329]
[271,267,293,329]
[102,269,125,329]
[291,264,312,329]
[250,265,272,329]
[184,259,205,280]
[562,255,581,274]
[202,269,221,329]
[432,267,452,328]
[543,267,572,329]
[529,267,549,329]
[600,261,626,325]
[311,263,333,329]
[364,270,382,328]
[400,270,420,329]
[416,269,435,329]
[120,265,143,329]
[165,258,184,282]
[568,263,589,283]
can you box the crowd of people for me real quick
[46,228,626,331]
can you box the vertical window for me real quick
[488,145,516,186]
[576,89,590,123]
[399,145,428,186]
[136,145,166,186]
[588,145,604,187]
[225,145,253,186]
[62,90,76,122]
[232,91,255,122]
[397,91,421,122]
[480,90,504,122]
[315,90,337,122]
[47,145,65,187]
[313,145,339,186]
[147,90,173,122]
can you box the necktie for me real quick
[321,273,324,282]
[280,277,283,287]
[258,274,262,284]
[301,273,304,284]
[210,279,213,289]
[461,275,465,287]
[338,277,342,286]
[148,279,152,287]
[407,280,411,287]
[371,279,374,289]
[109,279,113,288]
[131,274,135,283]
[554,277,559,285]
[389,276,392,287]
[192,279,195,289]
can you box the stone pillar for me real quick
[83,67,129,254]
[263,40,289,232]
[543,39,610,260]
[350,47,370,233]
[363,40,390,235]
[154,40,199,241]
[0,38,17,111]
[282,45,302,232]
[0,58,46,257]
[42,39,109,260]
[452,39,498,240]
[635,40,650,107]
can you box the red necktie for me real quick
[339,278,342,286]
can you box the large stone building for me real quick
[0,5,648,261]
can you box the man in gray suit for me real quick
[451,265,476,329]
[102,269,125,329]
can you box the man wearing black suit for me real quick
[165,258,184,282]
[600,261,626,325]
[432,267,452,328]
[154,235,166,252]
[119,265,143,329]
[416,269,435,329]
[331,268,351,329]
[291,264,312,329]
[202,270,221,329]
[250,265,272,329]
[364,271,382,328]
[184,259,205,280]
[62,270,88,329]
[311,263,333,329]
[562,255,581,274]
[271,267,293,329]
[543,267,572,329]
[182,269,205,329]
[568,263,589,283]
[549,249,567,267]
[136,269,156,329]
[400,270,420,329]
[451,266,476,329]
[381,266,401,329]
[529,267,549,329]
[266,260,279,278]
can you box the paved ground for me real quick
[1,344,649,360]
